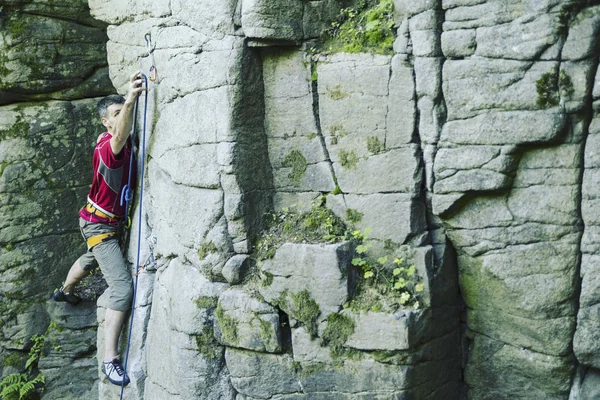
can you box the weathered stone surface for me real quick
[441,29,476,57]
[341,193,426,243]
[222,255,251,284]
[561,6,600,61]
[0,4,112,104]
[333,145,422,194]
[226,349,301,398]
[145,258,232,399]
[241,0,304,41]
[443,59,558,120]
[215,288,282,353]
[439,110,566,145]
[343,310,416,351]
[465,334,573,400]
[259,242,351,322]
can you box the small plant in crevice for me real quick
[345,208,363,223]
[254,197,348,261]
[324,0,396,55]
[536,70,574,109]
[346,229,423,313]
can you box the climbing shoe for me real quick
[51,287,81,305]
[102,359,130,386]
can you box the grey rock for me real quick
[561,6,600,61]
[241,0,304,41]
[0,10,112,104]
[222,255,251,284]
[226,348,302,398]
[333,146,422,194]
[259,242,351,321]
[475,13,559,60]
[343,310,419,351]
[465,334,573,400]
[569,368,600,400]
[215,288,282,353]
[441,29,476,58]
[291,326,332,364]
[440,110,565,145]
[443,59,558,120]
[344,193,426,243]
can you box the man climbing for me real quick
[52,72,145,387]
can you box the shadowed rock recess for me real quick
[1,0,600,399]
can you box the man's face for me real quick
[101,103,123,133]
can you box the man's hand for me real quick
[125,71,146,104]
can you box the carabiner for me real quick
[144,33,157,82]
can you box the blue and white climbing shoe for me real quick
[102,359,130,386]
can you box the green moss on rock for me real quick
[283,150,307,183]
[195,326,222,360]
[321,312,356,358]
[215,304,238,345]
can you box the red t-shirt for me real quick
[79,132,135,224]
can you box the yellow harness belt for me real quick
[85,203,122,221]
[86,232,116,249]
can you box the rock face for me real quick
[0,0,113,398]
[2,0,600,399]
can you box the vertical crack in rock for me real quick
[310,57,341,195]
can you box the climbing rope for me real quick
[119,33,156,399]
[119,73,148,399]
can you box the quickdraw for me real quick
[144,33,157,82]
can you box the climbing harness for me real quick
[86,232,116,249]
[118,34,156,398]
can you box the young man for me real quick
[52,72,145,386]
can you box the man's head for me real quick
[97,95,125,134]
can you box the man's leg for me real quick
[62,259,88,293]
[104,308,127,361]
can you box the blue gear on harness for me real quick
[119,34,155,397]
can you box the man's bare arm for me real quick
[110,72,145,155]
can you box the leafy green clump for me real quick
[290,290,321,338]
[347,229,423,313]
[255,199,348,260]
[325,0,396,55]
[0,335,46,400]
[321,313,356,358]
[195,326,222,360]
[536,70,574,109]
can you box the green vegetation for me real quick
[283,150,308,183]
[215,304,238,345]
[195,326,222,360]
[290,290,321,338]
[536,70,574,109]
[255,199,347,260]
[326,85,349,100]
[338,149,359,169]
[321,313,356,358]
[194,296,218,310]
[198,241,217,259]
[0,117,29,142]
[346,229,423,312]
[345,208,363,223]
[366,136,383,154]
[328,125,350,145]
[324,0,396,55]
[0,334,46,400]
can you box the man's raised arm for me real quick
[110,72,145,155]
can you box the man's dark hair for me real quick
[97,95,125,118]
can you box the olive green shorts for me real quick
[77,218,133,312]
